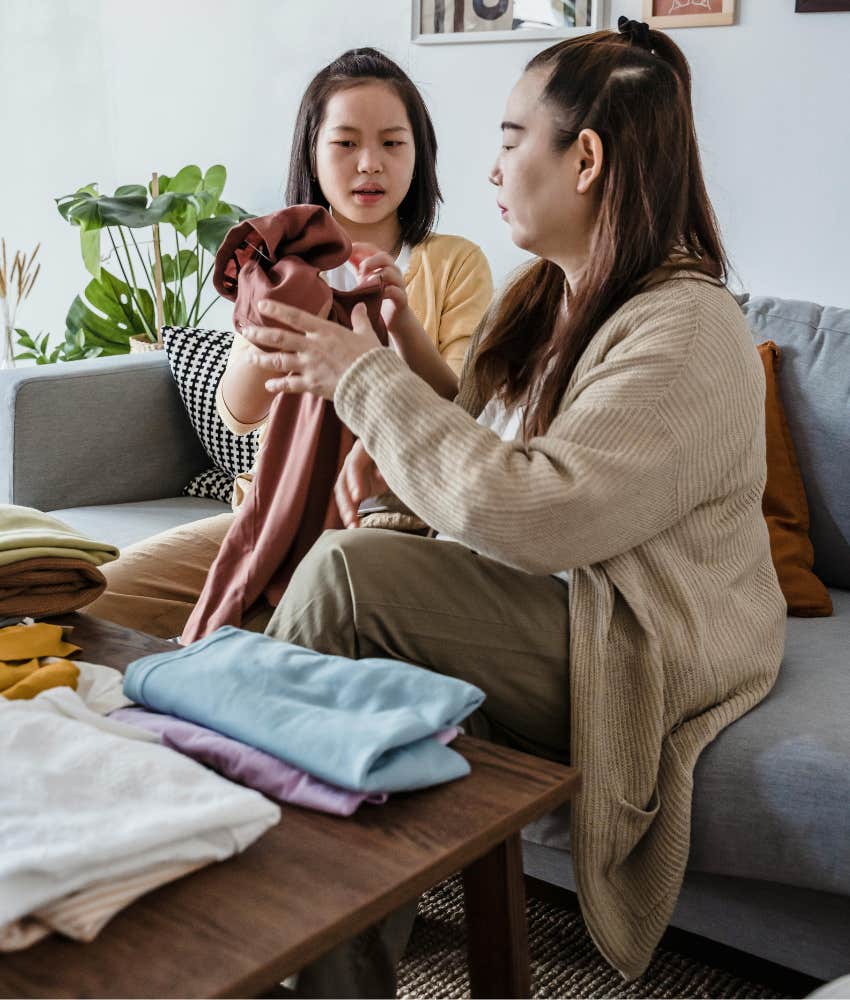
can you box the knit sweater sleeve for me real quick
[334,317,688,573]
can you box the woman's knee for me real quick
[265,529,360,656]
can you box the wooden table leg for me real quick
[463,832,531,999]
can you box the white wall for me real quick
[1,0,849,348]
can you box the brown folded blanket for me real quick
[0,557,107,617]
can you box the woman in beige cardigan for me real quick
[243,20,785,994]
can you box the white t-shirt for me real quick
[322,244,412,292]
[436,397,570,586]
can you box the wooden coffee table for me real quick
[0,614,580,999]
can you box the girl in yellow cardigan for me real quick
[89,48,492,638]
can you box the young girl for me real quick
[88,48,492,638]
[243,22,786,994]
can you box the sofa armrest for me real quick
[0,353,211,512]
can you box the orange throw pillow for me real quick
[758,341,832,617]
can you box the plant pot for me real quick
[129,334,164,353]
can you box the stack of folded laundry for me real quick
[0,505,119,622]
[120,625,486,797]
[0,648,280,951]
[0,620,485,951]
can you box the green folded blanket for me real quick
[0,505,119,568]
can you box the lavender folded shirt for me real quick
[111,707,458,817]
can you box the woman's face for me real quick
[314,82,416,230]
[490,69,595,266]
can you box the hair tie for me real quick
[617,15,652,51]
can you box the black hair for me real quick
[285,48,442,247]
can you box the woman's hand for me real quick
[350,241,417,338]
[334,439,389,529]
[241,299,382,400]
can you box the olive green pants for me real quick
[266,527,571,762]
[266,528,571,999]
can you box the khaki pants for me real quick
[266,527,571,760]
[266,528,571,997]
[86,514,261,639]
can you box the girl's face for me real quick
[490,69,598,269]
[315,82,416,230]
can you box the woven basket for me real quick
[129,334,164,353]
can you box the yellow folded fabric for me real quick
[0,623,80,661]
[0,660,39,692]
[2,660,79,700]
[0,505,119,570]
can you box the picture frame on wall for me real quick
[412,0,600,44]
[642,0,736,28]
[795,1,850,11]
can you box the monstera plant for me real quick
[56,165,254,355]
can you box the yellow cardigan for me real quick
[217,233,493,506]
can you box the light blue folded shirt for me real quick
[123,626,485,793]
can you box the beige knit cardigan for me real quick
[334,270,787,979]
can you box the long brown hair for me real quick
[472,28,727,439]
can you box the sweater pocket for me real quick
[611,789,661,859]
[605,789,669,917]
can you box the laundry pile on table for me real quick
[0,618,485,951]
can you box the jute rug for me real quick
[397,876,787,999]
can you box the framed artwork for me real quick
[412,0,600,44]
[795,1,850,11]
[642,0,736,28]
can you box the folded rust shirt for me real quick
[181,206,387,642]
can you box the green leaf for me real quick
[64,268,155,354]
[95,193,153,228]
[160,249,198,284]
[193,189,220,222]
[202,165,227,202]
[164,286,188,327]
[56,184,98,221]
[67,197,104,232]
[169,165,203,194]
[114,184,148,199]
[14,352,38,361]
[150,173,172,196]
[197,209,255,254]
[15,330,35,349]
[81,228,101,279]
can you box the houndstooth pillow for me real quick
[162,326,263,504]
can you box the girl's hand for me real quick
[242,299,382,400]
[350,241,416,337]
[334,439,389,529]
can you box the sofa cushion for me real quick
[49,497,230,551]
[162,326,262,504]
[523,588,850,899]
[743,298,850,589]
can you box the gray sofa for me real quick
[2,295,848,981]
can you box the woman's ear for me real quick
[575,128,604,195]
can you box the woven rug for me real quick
[397,876,786,999]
